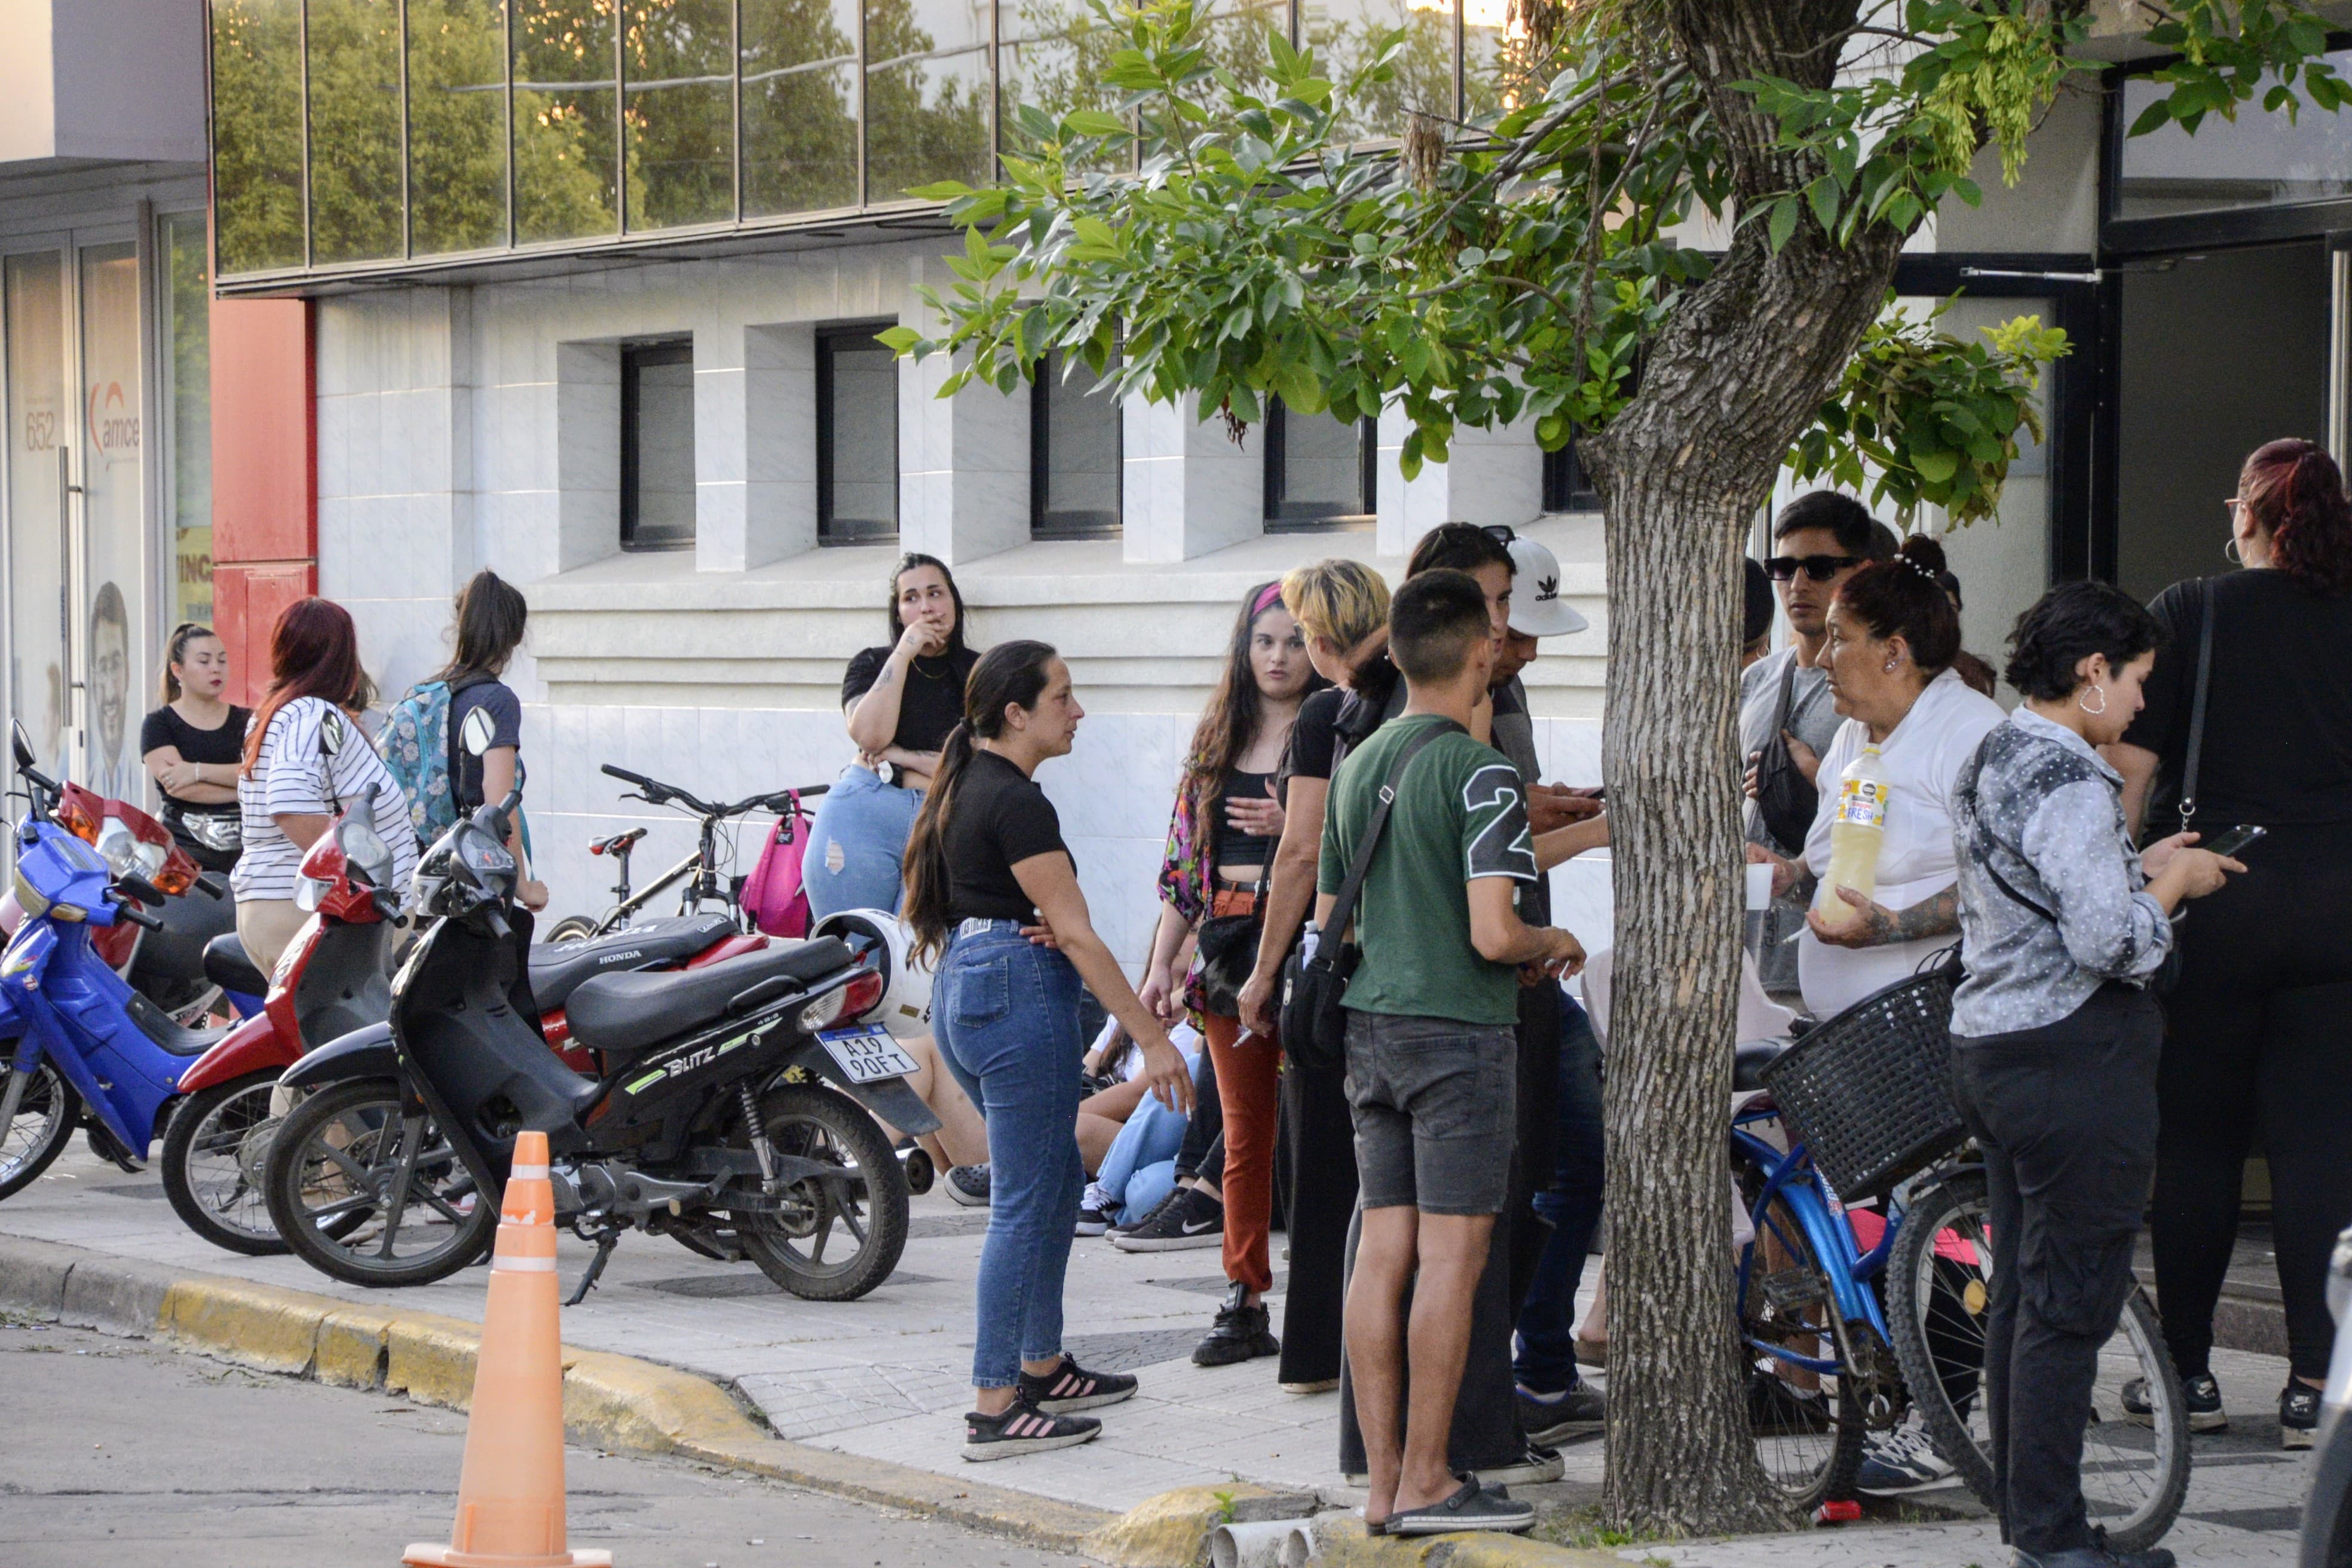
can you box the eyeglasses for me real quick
[2224,497,2246,516]
[1765,554,1864,583]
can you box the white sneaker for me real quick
[1855,1425,1956,1494]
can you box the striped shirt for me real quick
[232,698,421,903]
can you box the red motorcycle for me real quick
[161,796,765,1255]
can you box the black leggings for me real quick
[2151,820,2352,1383]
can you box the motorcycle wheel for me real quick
[0,1059,78,1200]
[265,1079,497,1288]
[543,915,599,945]
[161,1073,293,1255]
[732,1083,908,1301]
[2305,1403,2352,1568]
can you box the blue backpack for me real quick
[376,678,471,843]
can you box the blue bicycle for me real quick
[1730,964,2191,1548]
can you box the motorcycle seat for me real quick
[1732,1039,1793,1093]
[528,914,739,1010]
[202,933,269,997]
[126,992,235,1058]
[565,937,855,1055]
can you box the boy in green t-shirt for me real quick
[1316,569,1587,1536]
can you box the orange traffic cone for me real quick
[404,1132,611,1568]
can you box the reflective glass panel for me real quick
[162,214,216,631]
[1463,0,1541,120]
[210,0,307,273]
[512,0,621,242]
[740,0,860,216]
[308,0,407,263]
[625,0,736,230]
[2115,56,2352,222]
[623,343,698,549]
[865,45,993,203]
[1271,399,1370,521]
[999,0,1131,174]
[1310,0,1454,142]
[6,255,66,779]
[822,330,899,540]
[1036,353,1121,534]
[81,245,145,801]
[1160,0,1283,146]
[410,0,511,255]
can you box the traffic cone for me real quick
[404,1131,611,1568]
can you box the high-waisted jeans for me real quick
[804,764,923,920]
[933,919,1088,1388]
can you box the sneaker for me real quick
[1855,1425,1956,1494]
[2014,1535,2176,1568]
[945,1163,991,1208]
[2283,1382,2323,1450]
[1107,1185,1223,1251]
[1018,1354,1138,1413]
[1474,1441,1564,1487]
[1384,1478,1535,1536]
[1075,1183,1110,1237]
[1747,1371,1832,1435]
[1515,1382,1606,1446]
[1193,1283,1281,1367]
[1281,1379,1340,1394]
[1109,1186,1180,1238]
[961,1398,1100,1460]
[2123,1372,2226,1433]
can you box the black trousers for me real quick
[1278,1047,1356,1386]
[1175,1040,1223,1183]
[1952,985,2163,1557]
[2150,820,2352,1383]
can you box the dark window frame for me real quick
[620,338,696,552]
[816,320,901,546]
[1031,350,1123,539]
[1264,397,1377,532]
[1540,440,1601,513]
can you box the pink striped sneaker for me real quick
[961,1397,1101,1460]
[1018,1355,1139,1413]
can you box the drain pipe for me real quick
[1208,1518,1317,1568]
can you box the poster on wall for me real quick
[81,244,142,802]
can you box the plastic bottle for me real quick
[1815,745,1889,931]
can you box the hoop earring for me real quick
[2225,535,2244,564]
[2078,684,2108,717]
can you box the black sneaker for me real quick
[2122,1372,2226,1433]
[1193,1282,1281,1367]
[945,1163,991,1208]
[961,1397,1100,1460]
[1108,1186,1180,1238]
[1515,1382,1605,1446]
[2014,1532,2176,1568]
[1075,1185,1111,1236]
[1108,1185,1223,1251]
[1474,1441,1564,1487]
[2283,1382,2323,1450]
[1018,1354,1138,1413]
[1385,1478,1535,1536]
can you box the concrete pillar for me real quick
[897,351,1030,565]
[1122,392,1264,563]
[1376,404,1546,557]
[697,321,816,571]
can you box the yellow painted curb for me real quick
[1083,1484,1321,1568]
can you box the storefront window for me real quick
[740,0,860,216]
[1033,351,1121,536]
[162,215,217,633]
[624,0,736,231]
[864,0,993,202]
[81,245,146,802]
[1540,439,1597,513]
[512,0,621,243]
[308,0,408,262]
[5,256,67,780]
[410,0,512,255]
[1266,398,1375,528]
[2115,54,2352,222]
[819,324,901,541]
[211,0,308,274]
[621,341,698,549]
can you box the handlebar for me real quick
[114,901,163,932]
[598,762,829,822]
[195,872,226,901]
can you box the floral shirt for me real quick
[1950,708,2173,1038]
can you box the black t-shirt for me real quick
[843,645,982,755]
[1214,769,1278,865]
[945,750,1071,923]
[2121,569,2352,828]
[1279,688,1347,794]
[448,678,523,814]
[139,703,253,814]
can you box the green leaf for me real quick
[1910,447,1959,485]
[1062,109,1132,138]
[906,180,977,202]
[1805,176,1839,235]
[875,326,923,356]
[1767,198,1798,253]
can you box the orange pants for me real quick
[1204,889,1281,1295]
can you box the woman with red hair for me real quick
[230,598,419,972]
[2110,437,2352,1450]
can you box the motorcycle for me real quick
[265,777,938,1301]
[2301,1222,2352,1568]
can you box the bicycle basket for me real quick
[1756,958,1964,1199]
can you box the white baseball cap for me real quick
[1506,535,1588,636]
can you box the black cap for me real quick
[1744,557,1775,645]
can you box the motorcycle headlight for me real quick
[336,817,393,888]
[457,826,515,878]
[93,818,139,879]
[295,875,329,912]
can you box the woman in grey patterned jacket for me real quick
[1947,581,2241,1568]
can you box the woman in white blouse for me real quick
[1750,535,2005,1020]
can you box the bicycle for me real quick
[1731,963,2191,1547]
[541,764,826,944]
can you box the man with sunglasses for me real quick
[1740,492,1897,1000]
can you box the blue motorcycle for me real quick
[0,724,235,1198]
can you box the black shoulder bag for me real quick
[1754,653,1820,855]
[1278,721,1456,1074]
[1193,853,1270,1017]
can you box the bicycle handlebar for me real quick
[599,763,828,822]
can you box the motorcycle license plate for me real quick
[816,1025,918,1085]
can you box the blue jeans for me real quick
[1512,992,1606,1395]
[1094,1051,1208,1223]
[933,920,1088,1388]
[804,765,923,920]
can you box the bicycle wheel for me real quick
[542,915,599,945]
[1737,1186,1866,1510]
[1888,1171,2190,1552]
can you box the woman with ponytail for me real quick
[904,639,1195,1461]
[2107,437,2352,1448]
[140,623,250,873]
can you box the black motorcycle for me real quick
[263,783,938,1301]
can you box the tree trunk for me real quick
[1573,0,1906,1535]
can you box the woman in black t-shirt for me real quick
[140,623,252,873]
[2108,437,2352,1448]
[902,641,1193,1460]
[806,553,982,920]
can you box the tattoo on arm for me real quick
[1877,888,1959,945]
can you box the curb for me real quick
[0,1233,1631,1568]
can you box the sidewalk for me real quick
[2,1141,2316,1564]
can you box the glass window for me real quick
[1463,0,1541,121]
[307,0,408,263]
[1541,439,1598,513]
[512,0,621,243]
[1310,0,1455,143]
[82,245,146,800]
[1266,398,1374,528]
[1161,0,1284,146]
[624,0,736,230]
[621,341,697,549]
[999,0,1131,174]
[410,0,512,255]
[6,255,67,777]
[1033,351,1121,536]
[819,324,900,541]
[162,215,216,632]
[740,0,860,217]
[865,0,993,201]
[210,0,308,274]
[2115,56,2352,222]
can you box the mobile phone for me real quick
[2200,823,2267,859]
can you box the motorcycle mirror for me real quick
[318,709,348,759]
[10,721,30,771]
[460,706,496,758]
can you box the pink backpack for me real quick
[740,795,813,938]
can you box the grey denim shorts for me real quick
[1342,1008,1517,1216]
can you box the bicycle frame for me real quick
[1733,1105,1900,1375]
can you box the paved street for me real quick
[1,1141,2320,1565]
[0,1316,1091,1568]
